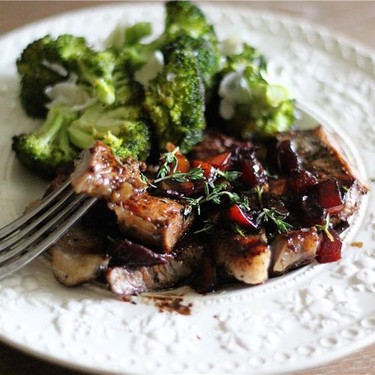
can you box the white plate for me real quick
[0,3,375,374]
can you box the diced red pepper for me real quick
[165,143,191,173]
[227,204,256,228]
[317,178,344,215]
[206,152,232,171]
[191,160,215,181]
[316,228,342,263]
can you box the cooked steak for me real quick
[286,126,357,183]
[71,141,147,199]
[106,237,205,295]
[71,142,194,252]
[46,125,367,296]
[190,129,252,161]
[109,192,194,252]
[49,225,109,287]
[271,227,320,275]
[214,231,271,285]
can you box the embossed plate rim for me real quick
[0,3,374,374]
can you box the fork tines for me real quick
[0,179,96,279]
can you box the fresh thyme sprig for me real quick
[153,167,204,184]
[232,223,248,237]
[155,148,242,186]
[194,220,216,234]
[156,147,180,180]
[256,208,293,234]
[254,185,264,208]
[216,169,242,182]
[184,181,249,216]
[140,172,154,187]
[316,214,334,241]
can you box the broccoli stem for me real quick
[68,126,95,150]
[92,77,116,105]
[37,106,75,147]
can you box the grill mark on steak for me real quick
[213,230,271,285]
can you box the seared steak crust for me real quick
[214,231,271,285]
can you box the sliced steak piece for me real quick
[214,231,271,285]
[277,126,368,219]
[106,237,205,295]
[279,126,366,186]
[71,141,147,199]
[271,227,320,275]
[109,192,194,253]
[49,225,109,287]
[71,142,194,252]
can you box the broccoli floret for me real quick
[113,72,145,107]
[68,104,151,161]
[116,1,220,77]
[16,36,68,118]
[144,49,206,153]
[115,38,164,73]
[162,34,220,91]
[111,52,146,106]
[17,34,117,118]
[110,23,163,73]
[222,44,267,75]
[12,106,79,177]
[225,82,295,137]
[165,1,218,46]
[217,43,295,137]
[124,22,153,46]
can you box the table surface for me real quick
[0,1,374,374]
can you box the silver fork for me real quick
[0,179,97,279]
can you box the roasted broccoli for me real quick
[14,30,152,177]
[109,21,164,73]
[68,104,151,161]
[112,1,220,84]
[16,34,117,118]
[12,106,79,177]
[144,49,206,153]
[13,0,293,180]
[217,43,295,137]
[222,44,267,76]
[16,36,68,118]
[165,0,218,47]
[162,34,220,91]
